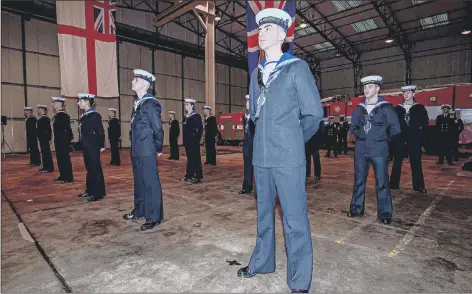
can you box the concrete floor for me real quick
[1,146,472,293]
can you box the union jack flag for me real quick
[245,0,296,74]
[94,0,116,34]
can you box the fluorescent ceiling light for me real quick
[420,13,449,29]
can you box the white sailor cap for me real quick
[184,98,196,103]
[51,97,65,103]
[441,104,452,109]
[37,104,48,109]
[256,8,292,32]
[133,69,155,83]
[77,93,95,100]
[24,106,33,111]
[360,75,383,85]
[203,105,212,110]
[245,94,249,99]
[169,111,176,115]
[401,85,417,92]
[108,108,117,112]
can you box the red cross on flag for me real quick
[56,0,119,97]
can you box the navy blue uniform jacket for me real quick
[350,97,401,157]
[80,110,105,150]
[130,94,164,157]
[183,113,203,146]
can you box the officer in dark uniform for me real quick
[76,93,106,202]
[325,116,338,158]
[306,120,325,180]
[348,75,400,225]
[168,110,180,160]
[389,85,428,194]
[24,107,41,167]
[203,105,217,165]
[436,104,454,165]
[452,110,464,161]
[181,98,203,184]
[240,94,255,194]
[36,105,54,173]
[107,107,121,166]
[51,97,74,183]
[123,69,164,232]
[337,115,349,155]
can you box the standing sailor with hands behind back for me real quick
[123,69,164,232]
[24,106,41,167]
[203,105,217,166]
[36,105,54,173]
[51,97,74,183]
[181,98,203,184]
[390,85,428,194]
[77,93,106,202]
[347,75,400,225]
[237,8,324,294]
[107,108,121,166]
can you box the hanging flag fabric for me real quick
[56,0,119,97]
[245,0,296,75]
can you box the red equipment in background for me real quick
[216,112,245,145]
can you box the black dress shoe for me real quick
[237,266,256,278]
[41,169,53,173]
[87,195,103,202]
[140,221,161,231]
[191,178,202,184]
[315,176,321,180]
[78,192,89,198]
[415,188,427,194]
[390,186,400,190]
[379,218,391,225]
[291,289,309,293]
[239,190,251,194]
[123,213,144,220]
[61,179,74,184]
[180,176,190,182]
[39,168,45,172]
[53,177,63,182]
[347,211,364,217]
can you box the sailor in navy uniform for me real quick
[237,8,324,293]
[36,105,54,172]
[168,110,180,160]
[435,104,454,165]
[240,94,255,194]
[51,97,74,183]
[451,110,464,161]
[203,105,217,165]
[338,115,349,155]
[123,69,164,232]
[306,120,324,180]
[325,116,338,158]
[181,98,203,184]
[389,85,428,194]
[24,107,41,167]
[107,108,121,166]
[76,94,106,201]
[347,75,400,225]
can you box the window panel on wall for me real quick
[119,42,129,69]
[38,20,58,55]
[186,58,199,80]
[216,83,229,105]
[165,75,176,99]
[25,53,40,86]
[198,81,205,103]
[126,43,141,69]
[94,98,109,117]
[155,50,166,74]
[1,85,24,118]
[198,59,205,82]
[33,88,60,114]
[120,122,131,147]
[9,121,27,152]
[164,52,176,76]
[24,18,39,52]
[39,55,60,88]
[139,46,153,72]
[2,48,24,84]
[120,95,135,122]
[155,74,166,98]
[216,64,229,84]
[2,12,22,50]
[119,68,129,95]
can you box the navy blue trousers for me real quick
[131,156,163,222]
[349,154,393,219]
[390,141,425,190]
[248,166,313,290]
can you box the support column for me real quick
[204,1,216,112]
[21,15,28,106]
[117,40,121,122]
[404,44,413,85]
[353,55,363,96]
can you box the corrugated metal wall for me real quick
[1,10,248,153]
[320,35,471,98]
